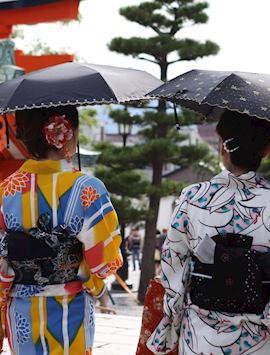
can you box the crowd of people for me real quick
[1,105,270,355]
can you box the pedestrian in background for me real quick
[128,228,142,271]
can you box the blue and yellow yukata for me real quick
[0,159,122,354]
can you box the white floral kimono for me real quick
[148,170,270,355]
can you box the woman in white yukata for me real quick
[147,111,270,355]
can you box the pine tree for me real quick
[108,0,220,302]
[94,107,148,281]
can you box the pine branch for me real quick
[150,25,162,35]
[138,56,159,64]
[170,6,181,36]
[168,58,183,65]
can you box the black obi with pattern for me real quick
[190,234,270,314]
[3,214,83,286]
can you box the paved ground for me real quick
[94,313,141,354]
[93,266,143,354]
[107,267,143,317]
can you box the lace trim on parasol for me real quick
[149,93,270,122]
[0,96,152,114]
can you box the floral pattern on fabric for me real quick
[136,278,178,355]
[85,294,95,328]
[14,285,45,297]
[15,311,31,344]
[0,233,7,258]
[81,186,100,208]
[70,216,84,235]
[0,171,29,197]
[5,213,20,230]
[147,170,270,355]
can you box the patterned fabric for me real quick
[0,159,122,354]
[147,170,270,355]
[149,69,270,122]
[6,215,83,286]
[136,278,178,355]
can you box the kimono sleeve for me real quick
[147,186,195,354]
[76,176,123,282]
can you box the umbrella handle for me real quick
[77,142,81,171]
[3,113,9,148]
[173,103,181,130]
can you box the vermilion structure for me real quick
[0,0,81,179]
[0,0,80,38]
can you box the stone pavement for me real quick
[94,267,143,354]
[94,313,142,354]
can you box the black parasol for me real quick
[148,69,270,122]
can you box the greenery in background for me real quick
[95,150,148,231]
[11,26,24,40]
[79,108,98,148]
[26,39,68,56]
[94,108,148,233]
[108,0,220,302]
[258,157,270,180]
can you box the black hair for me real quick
[216,110,270,171]
[15,106,79,159]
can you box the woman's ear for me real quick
[219,138,226,157]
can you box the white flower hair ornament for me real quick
[43,114,73,149]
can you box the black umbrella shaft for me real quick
[77,142,81,171]
[4,113,9,148]
[173,103,181,130]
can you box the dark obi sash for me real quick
[190,234,270,314]
[5,213,83,286]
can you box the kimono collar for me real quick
[212,169,259,188]
[19,159,74,174]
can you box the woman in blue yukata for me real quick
[147,111,270,355]
[0,106,122,355]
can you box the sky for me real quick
[12,0,270,133]
[14,0,270,81]
[13,0,270,79]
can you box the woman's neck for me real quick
[225,163,250,176]
[45,150,65,161]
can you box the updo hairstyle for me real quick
[15,106,79,159]
[216,110,270,171]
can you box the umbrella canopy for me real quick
[0,62,162,113]
[148,69,270,121]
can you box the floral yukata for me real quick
[148,170,270,355]
[0,159,122,355]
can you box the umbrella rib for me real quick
[200,73,235,103]
[2,77,27,112]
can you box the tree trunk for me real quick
[138,161,163,303]
[160,60,168,82]
[137,60,168,303]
